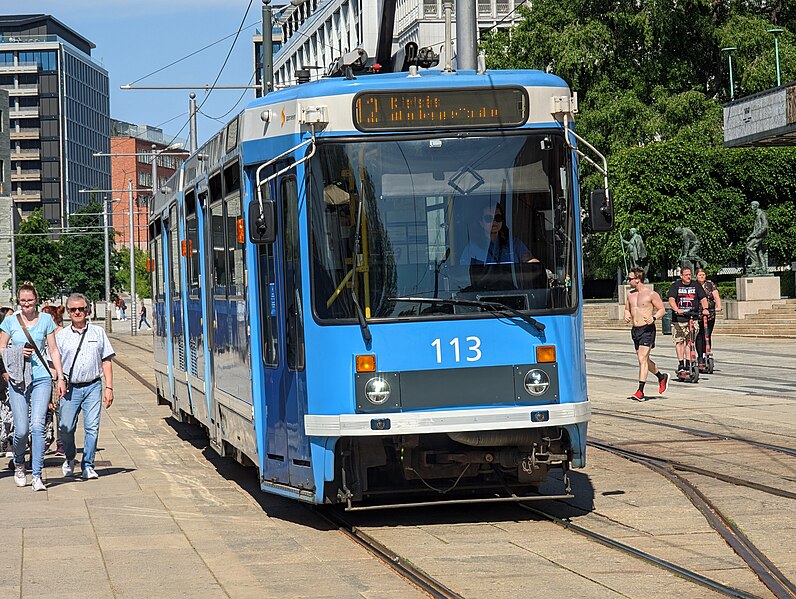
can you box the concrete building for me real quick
[262,0,522,87]
[110,120,187,251]
[0,14,110,228]
[0,88,12,302]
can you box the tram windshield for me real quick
[308,133,578,321]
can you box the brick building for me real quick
[110,120,186,251]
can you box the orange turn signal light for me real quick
[356,355,376,372]
[237,217,245,244]
[536,345,556,363]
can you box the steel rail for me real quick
[518,504,760,599]
[593,442,796,599]
[592,409,796,457]
[317,509,464,599]
[589,440,796,500]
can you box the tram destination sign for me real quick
[353,87,528,131]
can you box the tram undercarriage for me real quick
[328,427,573,507]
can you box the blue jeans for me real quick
[8,377,52,478]
[58,380,102,470]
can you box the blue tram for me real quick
[149,67,613,508]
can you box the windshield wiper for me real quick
[351,189,372,345]
[389,296,545,334]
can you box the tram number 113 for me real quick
[431,337,482,364]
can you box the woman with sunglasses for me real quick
[0,283,66,491]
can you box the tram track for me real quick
[588,440,796,599]
[592,410,796,458]
[316,508,463,599]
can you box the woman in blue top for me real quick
[0,283,65,491]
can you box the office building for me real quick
[0,14,110,228]
[0,88,12,301]
[261,0,522,87]
[110,119,186,251]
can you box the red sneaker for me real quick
[658,372,670,395]
[630,390,644,401]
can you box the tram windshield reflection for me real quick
[308,133,578,321]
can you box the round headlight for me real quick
[524,369,550,396]
[365,377,391,405]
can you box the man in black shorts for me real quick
[624,267,668,400]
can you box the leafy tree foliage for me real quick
[482,0,796,280]
[10,209,60,301]
[60,203,125,303]
[116,248,152,299]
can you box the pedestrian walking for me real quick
[56,293,115,481]
[695,268,722,366]
[0,283,66,491]
[667,266,710,374]
[120,298,127,321]
[624,267,669,400]
[138,304,151,330]
[41,305,66,456]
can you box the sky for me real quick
[16,0,267,146]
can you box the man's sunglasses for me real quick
[68,306,88,313]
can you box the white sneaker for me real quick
[62,459,76,477]
[82,466,99,480]
[4,451,12,458]
[31,476,46,492]
[14,465,27,487]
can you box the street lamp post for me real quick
[128,180,137,336]
[768,28,784,87]
[721,47,737,100]
[103,196,112,333]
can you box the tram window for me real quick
[210,201,228,295]
[259,242,279,367]
[184,192,200,294]
[155,235,164,299]
[169,206,181,296]
[223,160,240,195]
[226,193,245,296]
[282,177,305,371]
[209,172,222,203]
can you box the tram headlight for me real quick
[523,369,550,396]
[364,377,391,405]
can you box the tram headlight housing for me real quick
[364,377,392,405]
[523,369,550,396]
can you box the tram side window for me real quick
[169,206,181,297]
[210,201,228,295]
[226,193,245,297]
[282,177,305,371]
[155,234,164,300]
[185,191,200,295]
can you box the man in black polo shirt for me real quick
[667,267,709,373]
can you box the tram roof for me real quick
[244,69,569,109]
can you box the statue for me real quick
[621,228,647,271]
[745,201,770,276]
[674,226,706,272]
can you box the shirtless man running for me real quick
[624,267,669,400]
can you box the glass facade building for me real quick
[0,14,110,227]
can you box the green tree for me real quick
[60,203,122,302]
[116,247,152,299]
[11,209,60,300]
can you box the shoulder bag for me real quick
[16,313,56,382]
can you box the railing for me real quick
[10,129,40,139]
[0,83,38,93]
[0,34,59,43]
[9,108,39,118]
[10,149,41,159]
[11,170,42,181]
[11,191,42,202]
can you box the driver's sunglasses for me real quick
[68,306,88,314]
[483,213,504,223]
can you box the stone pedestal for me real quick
[736,276,780,301]
[607,284,631,320]
[727,276,781,320]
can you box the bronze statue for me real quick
[674,226,706,272]
[621,227,647,271]
[745,201,769,275]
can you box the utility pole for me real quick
[103,196,112,333]
[455,0,477,70]
[262,0,274,95]
[9,204,16,301]
[128,180,137,336]
[189,92,198,153]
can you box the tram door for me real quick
[260,174,312,488]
